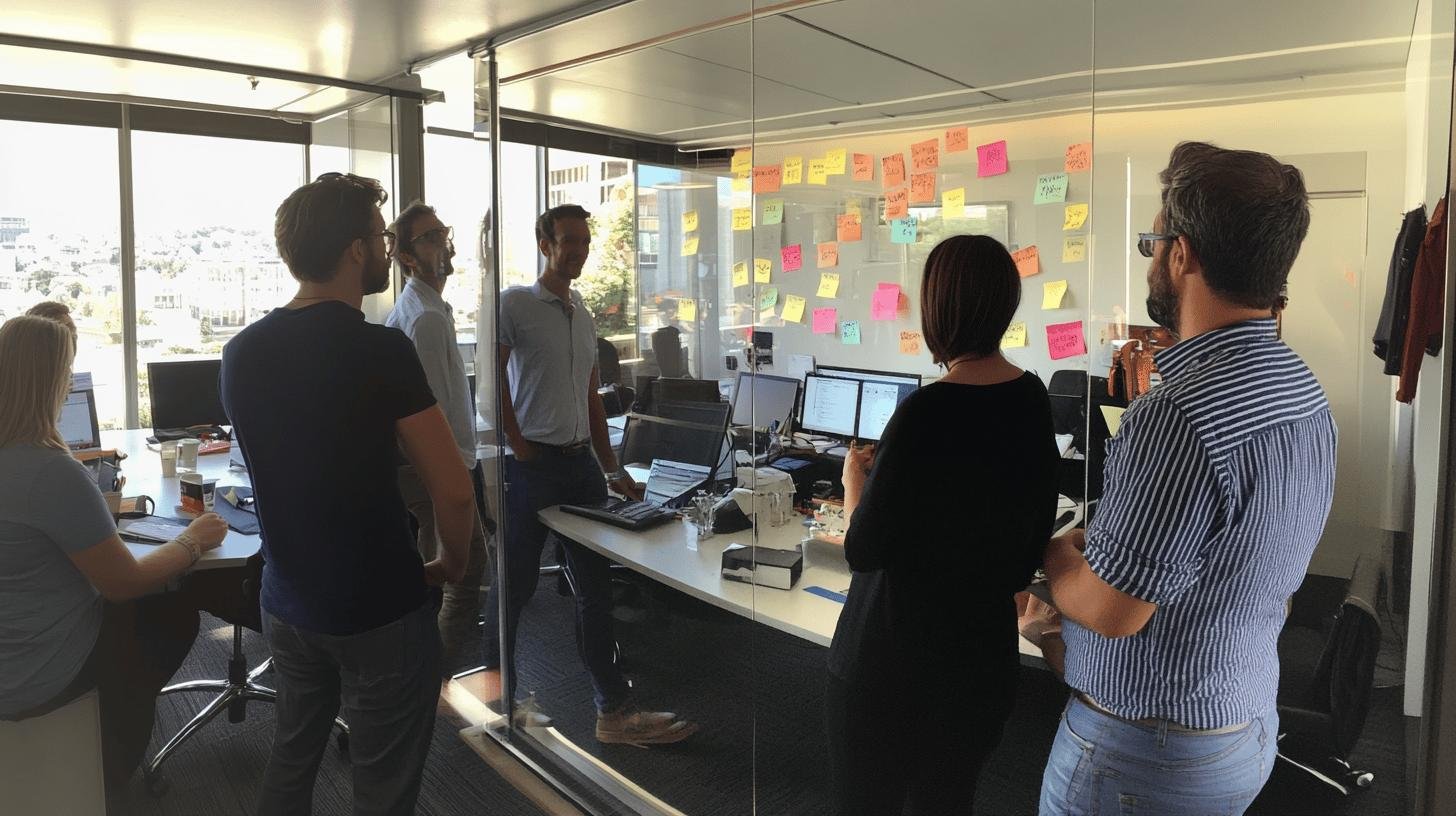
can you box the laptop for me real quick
[560,459,711,532]
[60,373,101,452]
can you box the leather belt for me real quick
[528,439,592,454]
[1074,692,1250,735]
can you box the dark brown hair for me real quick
[274,173,388,283]
[919,234,1021,364]
[535,204,591,243]
[389,200,437,277]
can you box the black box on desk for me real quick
[720,544,803,590]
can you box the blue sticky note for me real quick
[841,320,861,345]
[804,585,848,604]
[890,217,917,244]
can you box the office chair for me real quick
[651,326,687,378]
[1275,556,1381,795]
[596,338,635,418]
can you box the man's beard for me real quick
[362,248,390,295]
[1145,261,1180,335]
[435,255,454,279]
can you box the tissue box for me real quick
[720,544,803,590]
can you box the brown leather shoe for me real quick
[595,706,699,746]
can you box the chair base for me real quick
[1276,750,1374,795]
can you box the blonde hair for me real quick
[0,316,76,450]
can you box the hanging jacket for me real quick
[1373,207,1428,373]
[1397,196,1447,403]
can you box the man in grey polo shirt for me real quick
[479,203,695,746]
[385,201,492,674]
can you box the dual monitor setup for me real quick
[60,359,230,451]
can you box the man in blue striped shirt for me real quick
[1040,142,1337,816]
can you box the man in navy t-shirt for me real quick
[221,172,475,816]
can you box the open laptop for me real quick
[560,459,713,532]
[60,373,101,452]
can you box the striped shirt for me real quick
[1063,318,1336,729]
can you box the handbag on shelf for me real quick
[1108,325,1174,402]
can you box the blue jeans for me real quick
[481,448,631,713]
[1039,696,1276,816]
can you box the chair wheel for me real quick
[1349,771,1374,789]
[336,731,350,757]
[145,771,170,797]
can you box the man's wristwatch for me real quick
[604,468,629,482]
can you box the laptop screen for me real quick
[60,387,100,451]
[644,459,712,508]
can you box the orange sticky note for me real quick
[885,187,909,219]
[911,138,940,172]
[1065,142,1092,173]
[836,213,862,243]
[899,331,923,355]
[882,154,906,188]
[783,156,804,185]
[852,153,874,181]
[945,127,969,153]
[1013,245,1040,278]
[817,242,839,268]
[910,172,936,204]
[753,165,782,194]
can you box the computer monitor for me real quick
[815,364,922,391]
[620,405,731,477]
[729,372,800,433]
[148,359,229,432]
[59,386,100,451]
[798,374,860,438]
[855,379,918,442]
[651,377,722,408]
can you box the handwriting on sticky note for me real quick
[836,213,862,243]
[977,140,1008,177]
[1012,245,1040,278]
[1042,279,1069,310]
[732,175,749,193]
[813,308,837,334]
[890,217,917,244]
[852,153,874,181]
[681,234,699,256]
[899,331,923,355]
[817,271,841,298]
[1000,321,1028,349]
[1034,172,1069,205]
[825,148,847,175]
[731,149,752,175]
[808,159,828,185]
[782,295,807,323]
[783,156,804,185]
[732,207,752,231]
[1046,321,1087,360]
[817,242,839,269]
[1063,203,1088,231]
[885,187,909,219]
[910,172,936,204]
[1065,142,1091,173]
[732,261,749,287]
[945,127,969,153]
[911,138,939,172]
[841,321,861,345]
[759,286,779,311]
[754,258,773,284]
[871,284,901,320]
[753,165,782,194]
[678,298,696,322]
[781,244,803,272]
[762,198,784,225]
[882,154,906,188]
[942,188,965,218]
[1062,236,1087,263]
[682,210,698,232]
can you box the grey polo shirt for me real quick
[386,277,476,467]
[499,281,596,446]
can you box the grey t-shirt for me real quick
[499,281,597,446]
[0,445,113,715]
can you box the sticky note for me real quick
[731,149,752,175]
[1046,321,1087,360]
[910,172,936,204]
[911,138,940,172]
[1000,321,1027,349]
[808,159,828,185]
[1034,172,1069,205]
[732,207,753,231]
[783,156,804,185]
[817,271,841,298]
[782,295,807,323]
[813,308,837,334]
[760,307,777,322]
[841,321,861,345]
[732,175,750,193]
[759,286,779,311]
[882,154,906,188]
[782,244,803,272]
[682,210,698,232]
[753,165,782,194]
[678,298,697,322]
[1063,203,1089,231]
[852,153,874,181]
[754,258,773,284]
[1042,279,1069,309]
[890,217,917,244]
[977,140,1008,177]
[763,198,784,225]
[817,242,839,269]
[732,261,750,287]
[945,126,969,153]
[871,284,901,321]
[836,213,862,243]
[942,188,965,218]
[681,234,699,256]
[825,148,847,175]
[1065,142,1092,173]
[885,187,910,219]
[899,330,923,355]
[1062,236,1087,263]
[1012,245,1040,278]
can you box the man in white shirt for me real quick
[386,201,491,674]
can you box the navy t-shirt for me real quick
[220,301,436,635]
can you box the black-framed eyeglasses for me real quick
[1137,232,1178,258]
[410,225,454,251]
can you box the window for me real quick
[422,131,492,344]
[547,149,637,349]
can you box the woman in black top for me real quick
[825,234,1058,815]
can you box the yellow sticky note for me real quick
[731,148,752,175]
[1062,236,1087,263]
[941,187,965,218]
[825,148,848,175]
[1000,321,1028,349]
[783,156,804,185]
[898,330,923,355]
[732,176,749,193]
[678,298,697,322]
[817,272,841,298]
[682,210,698,232]
[732,207,753,231]
[782,294,807,323]
[754,258,773,284]
[1042,279,1069,310]
[1063,204,1089,231]
[732,261,750,287]
[808,159,828,186]
[845,199,862,217]
[681,234,699,256]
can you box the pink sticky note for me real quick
[871,284,901,321]
[813,308,837,334]
[781,244,803,272]
[977,140,1009,177]
[1046,321,1087,360]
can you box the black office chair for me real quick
[596,338,634,417]
[651,326,688,379]
[1275,556,1381,795]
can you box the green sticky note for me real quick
[890,217,917,244]
[841,320,861,345]
[762,199,784,225]
[759,286,779,311]
[1034,172,1069,205]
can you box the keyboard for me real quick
[559,499,678,532]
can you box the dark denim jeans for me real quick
[481,448,630,713]
[256,601,441,816]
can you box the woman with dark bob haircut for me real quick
[825,234,1059,814]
